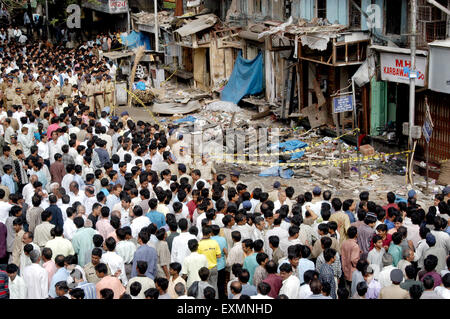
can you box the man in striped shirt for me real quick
[68,269,96,299]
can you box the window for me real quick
[254,0,262,14]
[385,0,402,35]
[317,0,327,19]
[350,0,362,29]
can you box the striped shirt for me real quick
[77,281,97,299]
[0,270,9,299]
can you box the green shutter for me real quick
[370,78,388,135]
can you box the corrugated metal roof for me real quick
[175,14,218,37]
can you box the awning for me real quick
[370,45,428,57]
[175,14,218,37]
[103,51,135,60]
[82,0,129,14]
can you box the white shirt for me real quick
[101,251,127,286]
[250,293,273,299]
[0,201,12,224]
[63,218,77,241]
[171,232,197,264]
[22,263,49,299]
[234,224,253,241]
[180,251,209,288]
[265,226,289,258]
[434,286,450,299]
[61,173,74,193]
[130,216,151,238]
[116,240,137,264]
[156,180,173,191]
[8,275,27,299]
[378,265,398,288]
[298,284,313,299]
[279,274,300,299]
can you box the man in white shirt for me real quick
[6,263,27,299]
[101,237,128,286]
[171,219,196,264]
[22,250,49,299]
[63,207,77,241]
[130,206,150,239]
[250,282,274,299]
[180,239,208,288]
[279,263,300,299]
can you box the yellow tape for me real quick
[208,128,360,158]
[212,150,412,168]
[125,88,161,126]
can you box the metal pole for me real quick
[352,78,361,182]
[45,0,49,40]
[154,0,159,52]
[408,0,417,149]
[426,142,429,191]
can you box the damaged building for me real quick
[119,0,450,183]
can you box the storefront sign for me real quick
[83,0,128,14]
[333,95,354,113]
[428,43,450,94]
[380,52,427,87]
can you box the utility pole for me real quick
[408,0,417,149]
[45,0,49,40]
[154,0,159,52]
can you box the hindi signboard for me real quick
[333,95,354,113]
[82,0,128,14]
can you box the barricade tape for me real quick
[206,128,360,158]
[208,150,412,168]
[125,88,161,126]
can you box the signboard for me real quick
[380,52,427,87]
[333,95,354,113]
[83,0,128,14]
[429,45,450,94]
[422,99,434,144]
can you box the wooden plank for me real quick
[251,107,272,120]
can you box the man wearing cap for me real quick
[94,76,104,114]
[85,77,95,113]
[176,146,192,173]
[61,78,72,102]
[196,153,216,185]
[11,87,25,107]
[20,75,33,102]
[30,87,41,108]
[48,77,61,108]
[423,233,447,272]
[104,75,114,107]
[378,269,409,299]
[4,78,15,110]
[268,182,281,203]
[225,171,240,190]
[171,134,186,159]
[39,89,50,108]
[9,135,24,161]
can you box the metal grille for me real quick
[416,93,450,164]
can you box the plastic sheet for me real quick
[259,166,294,179]
[221,52,263,104]
[173,115,197,124]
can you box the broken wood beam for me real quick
[251,108,272,120]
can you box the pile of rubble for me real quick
[131,10,175,28]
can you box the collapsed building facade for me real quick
[120,0,450,173]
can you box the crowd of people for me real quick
[0,26,449,301]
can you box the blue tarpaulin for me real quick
[221,51,263,104]
[259,166,294,179]
[270,140,308,160]
[120,31,151,50]
[173,115,197,124]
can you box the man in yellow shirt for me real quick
[197,225,221,296]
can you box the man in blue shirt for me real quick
[211,225,227,299]
[44,195,64,228]
[1,164,16,194]
[49,254,69,298]
[343,199,356,223]
[131,230,158,280]
[146,198,166,229]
